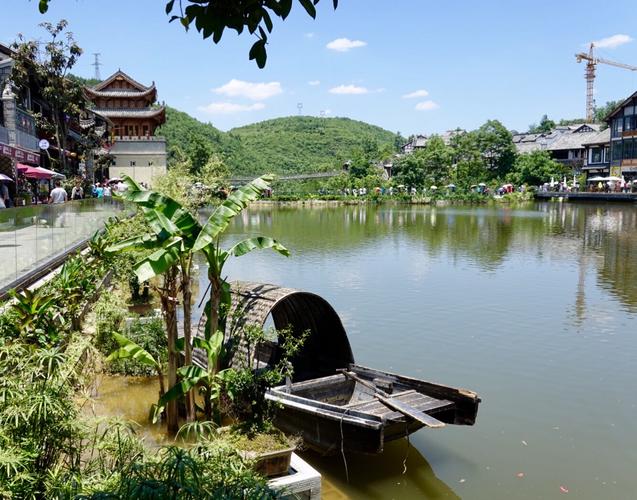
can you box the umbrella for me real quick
[607,176,621,182]
[587,176,605,182]
[108,177,122,183]
[478,182,486,186]
[0,173,13,182]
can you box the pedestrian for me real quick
[0,181,10,208]
[95,182,104,198]
[48,180,67,204]
[71,179,84,200]
[103,183,112,199]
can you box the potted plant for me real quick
[219,325,309,477]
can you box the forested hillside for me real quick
[158,111,397,175]
[157,107,256,174]
[229,116,398,174]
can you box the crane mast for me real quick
[575,43,637,122]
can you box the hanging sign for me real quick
[38,139,50,150]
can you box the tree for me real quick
[528,114,556,134]
[11,21,85,175]
[393,150,426,188]
[449,131,488,186]
[507,150,567,186]
[476,120,516,179]
[35,0,339,68]
[594,100,621,124]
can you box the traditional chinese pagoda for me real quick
[85,70,166,185]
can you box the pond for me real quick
[99,201,637,499]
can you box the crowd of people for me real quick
[0,176,141,209]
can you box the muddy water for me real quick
[95,202,637,499]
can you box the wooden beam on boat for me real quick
[350,364,481,425]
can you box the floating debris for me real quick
[521,440,528,446]
[516,472,525,478]
[459,478,466,483]
[560,485,569,493]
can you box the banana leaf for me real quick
[106,333,159,369]
[193,175,274,253]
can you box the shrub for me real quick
[104,317,167,377]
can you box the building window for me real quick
[591,147,602,164]
[612,141,623,161]
[612,118,624,138]
[130,160,136,167]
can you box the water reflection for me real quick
[232,202,637,313]
[304,440,459,499]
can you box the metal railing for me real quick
[0,198,127,296]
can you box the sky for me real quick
[3,0,637,135]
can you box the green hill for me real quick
[229,116,397,175]
[158,110,397,176]
[157,107,255,173]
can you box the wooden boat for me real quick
[223,282,481,455]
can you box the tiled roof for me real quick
[85,85,156,99]
[548,130,601,151]
[93,70,152,92]
[581,128,610,146]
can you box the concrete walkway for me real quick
[0,200,124,292]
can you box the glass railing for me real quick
[0,124,9,144]
[0,198,128,294]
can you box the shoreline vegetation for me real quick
[254,191,535,206]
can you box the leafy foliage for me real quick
[230,116,397,175]
[10,21,86,174]
[507,150,568,186]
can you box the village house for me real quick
[581,128,610,177]
[85,70,167,186]
[606,91,637,182]
[513,123,602,174]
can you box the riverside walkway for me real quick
[0,199,126,298]
[535,191,637,202]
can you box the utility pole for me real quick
[92,53,102,81]
[297,102,303,116]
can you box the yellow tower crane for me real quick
[575,43,637,122]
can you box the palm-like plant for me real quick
[10,288,66,346]
[107,174,288,431]
[106,333,166,396]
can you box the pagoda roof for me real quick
[93,106,166,121]
[92,70,153,92]
[85,85,157,100]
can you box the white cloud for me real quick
[326,38,367,52]
[329,84,369,95]
[198,102,265,114]
[308,80,321,86]
[415,100,439,111]
[592,34,633,49]
[403,89,429,99]
[213,79,282,100]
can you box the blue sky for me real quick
[3,0,637,135]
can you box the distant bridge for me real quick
[229,171,342,184]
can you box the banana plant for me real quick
[106,175,200,429]
[192,174,290,348]
[106,174,288,429]
[106,332,165,397]
[154,330,231,423]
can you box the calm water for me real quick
[97,201,637,499]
